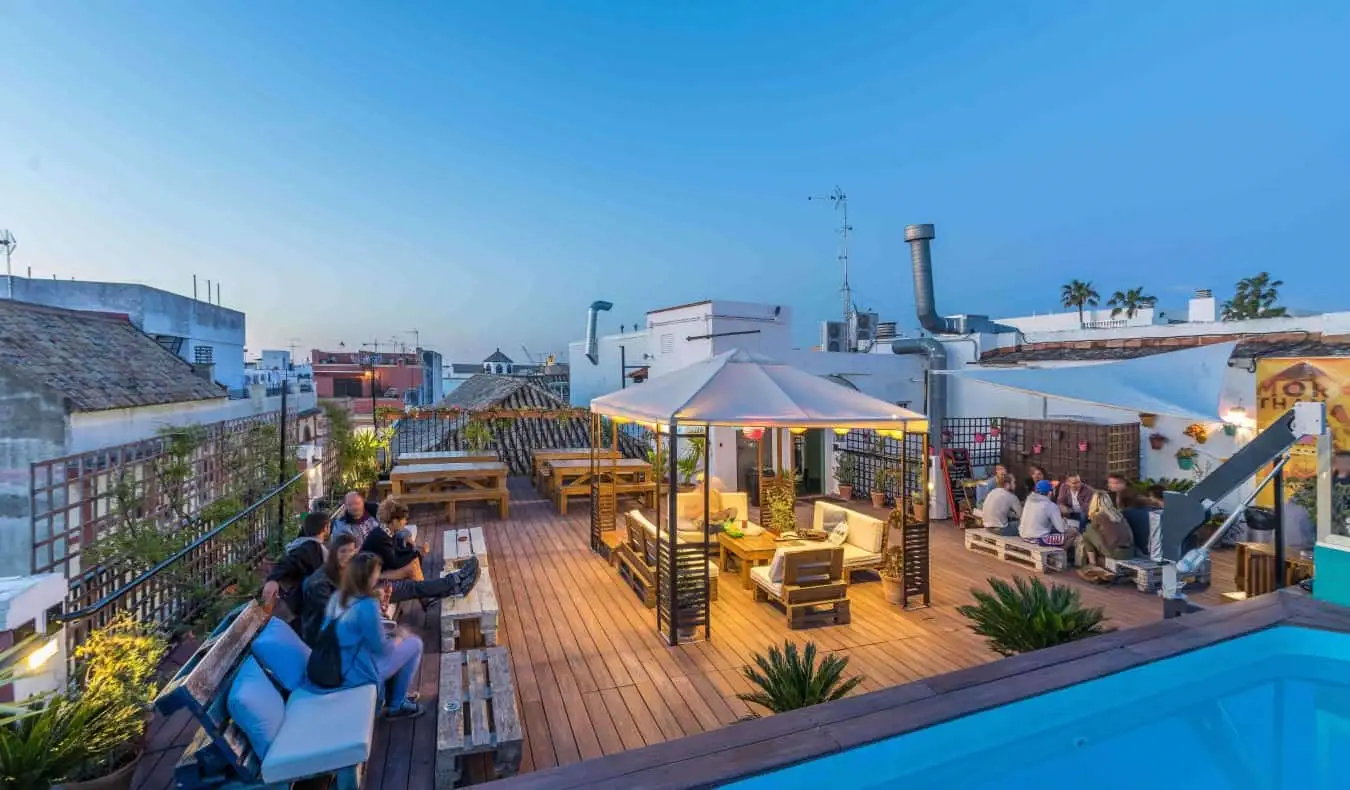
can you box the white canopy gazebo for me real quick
[589,350,930,644]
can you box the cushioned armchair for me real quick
[811,501,885,579]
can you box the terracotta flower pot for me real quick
[55,752,140,790]
[911,503,928,523]
[881,575,904,605]
[838,484,853,500]
[1149,436,1166,450]
[989,427,1001,438]
[1078,441,1089,452]
[870,491,886,508]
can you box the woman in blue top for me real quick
[323,552,425,718]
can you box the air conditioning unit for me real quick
[855,312,879,343]
[820,321,846,353]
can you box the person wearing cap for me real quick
[1020,479,1077,549]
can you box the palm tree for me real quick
[1106,287,1158,319]
[1060,280,1100,327]
[1221,272,1287,320]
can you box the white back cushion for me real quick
[847,514,884,554]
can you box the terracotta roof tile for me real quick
[980,332,1350,365]
[0,300,226,411]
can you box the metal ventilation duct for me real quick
[585,300,613,365]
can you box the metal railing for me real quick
[57,472,304,660]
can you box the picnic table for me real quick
[390,461,509,520]
[547,457,655,514]
[532,447,620,492]
[397,449,499,465]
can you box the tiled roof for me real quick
[0,300,226,411]
[979,332,1350,365]
[395,374,643,475]
[483,348,514,364]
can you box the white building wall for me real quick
[67,387,318,453]
[567,331,649,407]
[998,307,1162,333]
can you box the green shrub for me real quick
[957,576,1111,657]
[737,641,862,715]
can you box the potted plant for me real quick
[1139,413,1158,428]
[1183,424,1209,444]
[1031,442,1043,455]
[989,420,1002,438]
[1,615,167,790]
[736,641,862,717]
[1148,433,1168,451]
[1077,440,1089,452]
[463,419,493,451]
[1223,423,1238,437]
[879,546,905,605]
[1175,447,1198,471]
[834,454,856,500]
[956,576,1111,656]
[910,488,929,523]
[870,467,896,508]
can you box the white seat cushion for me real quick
[749,564,782,598]
[845,514,885,554]
[840,543,880,568]
[260,685,377,784]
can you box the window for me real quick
[333,377,364,397]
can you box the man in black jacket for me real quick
[261,511,331,624]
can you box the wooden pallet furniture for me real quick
[532,447,620,492]
[1235,541,1312,596]
[749,546,851,629]
[397,449,499,465]
[390,461,510,521]
[154,602,377,790]
[964,529,1067,573]
[615,510,719,608]
[1101,555,1211,593]
[441,526,498,652]
[548,458,655,514]
[436,647,524,789]
[719,530,795,590]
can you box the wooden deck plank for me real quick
[136,478,1243,789]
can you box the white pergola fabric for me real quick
[590,349,928,429]
[945,342,1237,422]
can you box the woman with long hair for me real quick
[323,552,425,718]
[301,532,360,645]
[1081,490,1135,566]
[363,497,425,582]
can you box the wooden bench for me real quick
[436,647,524,788]
[964,529,1067,573]
[394,489,509,522]
[614,511,719,609]
[440,527,499,652]
[749,547,850,629]
[154,601,377,790]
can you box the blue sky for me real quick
[2,1,1347,361]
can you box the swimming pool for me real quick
[726,626,1350,790]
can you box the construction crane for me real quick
[520,345,539,365]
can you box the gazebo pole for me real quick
[702,423,711,641]
[667,419,680,646]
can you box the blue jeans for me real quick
[377,634,423,708]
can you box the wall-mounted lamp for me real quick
[25,637,58,672]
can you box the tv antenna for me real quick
[1,230,16,299]
[807,187,853,349]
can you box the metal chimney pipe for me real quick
[906,224,960,335]
[585,300,613,365]
[891,337,947,460]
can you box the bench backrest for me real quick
[154,601,275,784]
[783,547,844,587]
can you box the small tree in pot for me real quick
[871,466,899,509]
[879,545,905,605]
[834,454,856,499]
[910,488,929,523]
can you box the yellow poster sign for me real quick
[1256,357,1350,503]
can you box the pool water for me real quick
[726,627,1350,790]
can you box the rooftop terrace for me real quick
[133,479,1239,789]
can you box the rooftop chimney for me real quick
[1188,289,1217,323]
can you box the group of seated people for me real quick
[979,465,1163,567]
[257,490,481,718]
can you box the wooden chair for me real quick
[749,547,850,629]
[614,510,719,608]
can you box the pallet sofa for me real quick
[809,501,886,581]
[614,510,720,608]
[749,546,851,628]
[154,601,376,789]
[964,529,1068,573]
[675,489,750,549]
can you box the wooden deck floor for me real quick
[134,479,1237,788]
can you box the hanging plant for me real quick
[1148,433,1168,451]
[1139,413,1158,428]
[1077,440,1089,452]
[1175,447,1198,471]
[974,432,986,444]
[1223,423,1237,437]
[1031,442,1043,455]
[989,426,1001,438]
[1183,424,1209,444]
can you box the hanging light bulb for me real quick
[790,427,807,435]
[832,427,851,437]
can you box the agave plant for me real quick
[737,641,862,715]
[957,576,1111,657]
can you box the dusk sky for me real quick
[2,1,1347,362]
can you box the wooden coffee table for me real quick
[719,531,804,589]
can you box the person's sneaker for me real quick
[385,700,426,720]
[454,557,481,596]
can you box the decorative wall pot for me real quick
[974,432,986,443]
[1223,424,1237,437]
[1140,413,1158,428]
[1148,434,1167,451]
[1177,457,1195,471]
[989,427,1002,438]
[1032,442,1043,455]
[941,429,953,443]
[1077,440,1089,452]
